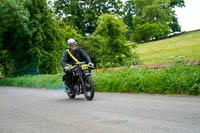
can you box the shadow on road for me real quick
[52,97,89,104]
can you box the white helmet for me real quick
[67,38,77,46]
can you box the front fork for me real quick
[73,68,91,95]
[73,72,86,95]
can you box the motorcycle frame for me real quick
[71,64,91,95]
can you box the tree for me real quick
[123,0,135,40]
[169,0,185,32]
[93,14,133,67]
[131,0,172,42]
[0,0,81,76]
[0,50,13,76]
[54,0,124,35]
[169,14,181,32]
[23,0,81,74]
[0,0,34,75]
[170,0,185,8]
[24,0,65,74]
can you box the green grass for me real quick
[1,66,200,95]
[135,31,200,64]
[93,66,200,95]
[0,73,65,90]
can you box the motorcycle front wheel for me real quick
[67,92,76,99]
[83,76,95,101]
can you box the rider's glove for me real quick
[64,66,70,71]
[88,62,94,67]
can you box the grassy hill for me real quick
[135,30,200,64]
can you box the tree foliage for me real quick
[123,0,135,40]
[170,0,185,8]
[0,50,13,76]
[93,14,133,67]
[54,0,124,35]
[123,0,185,41]
[0,0,80,76]
[0,0,186,76]
[0,0,34,75]
[131,0,172,42]
[169,0,185,32]
[123,0,135,30]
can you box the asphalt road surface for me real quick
[0,87,200,133]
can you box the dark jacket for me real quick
[61,48,91,69]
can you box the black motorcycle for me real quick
[65,62,95,101]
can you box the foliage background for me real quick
[0,0,185,76]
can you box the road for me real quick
[0,87,200,133]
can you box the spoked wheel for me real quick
[83,76,95,101]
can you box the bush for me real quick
[78,36,102,67]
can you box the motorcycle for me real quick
[65,62,95,101]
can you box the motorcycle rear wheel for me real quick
[83,76,95,101]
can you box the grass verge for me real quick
[0,66,200,95]
[0,73,65,90]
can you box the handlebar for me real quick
[75,62,85,65]
[88,66,95,69]
[65,62,95,72]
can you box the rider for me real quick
[61,38,94,94]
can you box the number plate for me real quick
[81,64,88,70]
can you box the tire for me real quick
[83,76,95,101]
[64,80,76,99]
[67,92,76,99]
